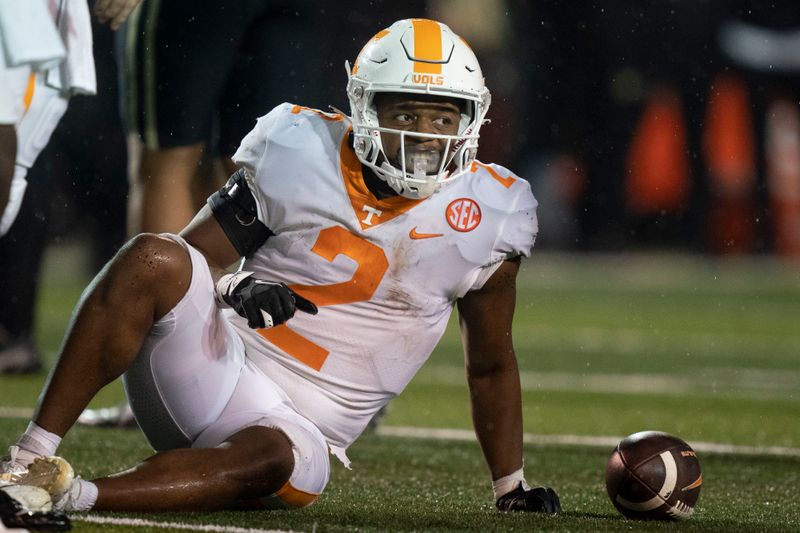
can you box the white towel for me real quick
[0,0,65,70]
[46,0,97,95]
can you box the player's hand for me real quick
[495,482,561,514]
[216,271,318,329]
[94,0,143,31]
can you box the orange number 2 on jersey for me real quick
[258,226,389,370]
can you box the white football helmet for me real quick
[346,19,491,199]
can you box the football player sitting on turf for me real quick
[0,19,560,514]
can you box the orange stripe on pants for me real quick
[275,481,318,508]
[23,73,36,113]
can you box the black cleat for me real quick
[77,402,138,429]
[0,338,43,374]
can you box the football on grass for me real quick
[605,430,702,520]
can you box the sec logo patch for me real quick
[446,198,482,232]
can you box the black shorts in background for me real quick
[116,0,324,155]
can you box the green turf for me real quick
[1,250,798,531]
[1,417,797,532]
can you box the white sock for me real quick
[14,422,61,466]
[62,479,99,511]
[492,467,529,500]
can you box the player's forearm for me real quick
[468,361,524,480]
[180,205,243,278]
[188,244,238,286]
[202,257,236,285]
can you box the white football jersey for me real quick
[230,103,538,449]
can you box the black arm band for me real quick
[208,169,273,257]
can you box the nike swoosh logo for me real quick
[409,227,444,240]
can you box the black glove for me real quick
[216,271,318,329]
[496,482,561,514]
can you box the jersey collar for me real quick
[339,128,424,230]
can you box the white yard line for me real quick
[72,515,303,533]
[3,407,799,458]
[376,426,800,457]
[415,365,800,396]
[515,324,800,360]
[0,407,33,419]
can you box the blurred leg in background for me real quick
[0,172,49,373]
[0,12,124,374]
[120,0,325,236]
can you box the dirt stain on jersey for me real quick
[383,286,418,312]
[383,238,423,313]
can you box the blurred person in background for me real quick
[509,0,724,250]
[0,0,69,373]
[119,0,430,239]
[0,0,141,373]
[0,12,129,375]
[119,0,325,237]
[509,0,800,255]
[0,0,70,240]
[716,0,800,257]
